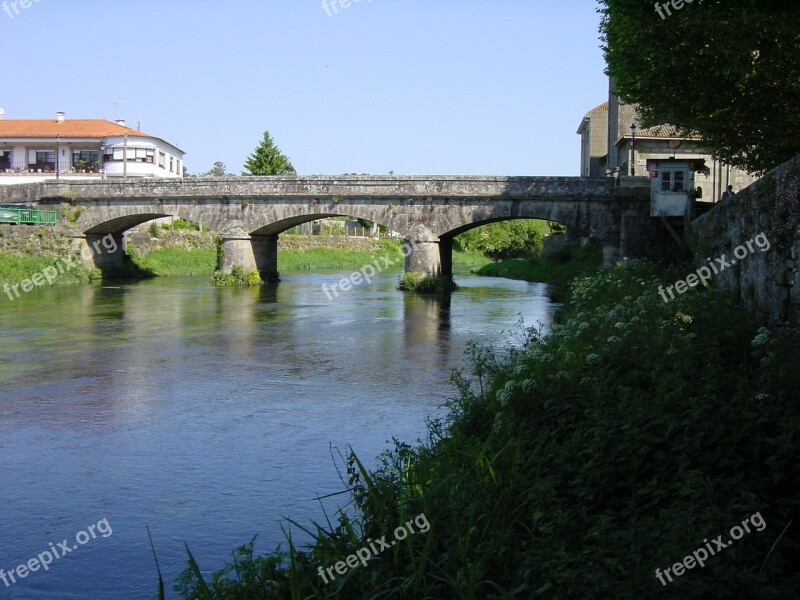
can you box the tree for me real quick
[455,220,551,261]
[203,161,228,177]
[243,131,296,176]
[599,0,800,174]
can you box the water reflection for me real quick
[0,270,556,600]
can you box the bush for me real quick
[398,272,457,293]
[454,220,551,261]
[210,265,263,286]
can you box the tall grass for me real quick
[132,248,217,277]
[0,252,100,288]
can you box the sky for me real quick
[0,1,609,176]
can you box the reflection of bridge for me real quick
[1,176,650,280]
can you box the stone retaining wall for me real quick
[689,155,800,324]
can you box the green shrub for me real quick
[161,218,201,231]
[210,265,263,286]
[398,272,457,293]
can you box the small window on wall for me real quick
[158,152,165,168]
[661,170,687,192]
[146,149,155,163]
[170,157,174,172]
[661,171,671,192]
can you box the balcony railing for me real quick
[0,162,103,175]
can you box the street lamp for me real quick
[56,134,60,179]
[629,123,637,176]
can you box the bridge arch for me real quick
[16,176,651,280]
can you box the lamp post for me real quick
[56,134,60,179]
[629,123,637,176]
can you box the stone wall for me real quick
[689,155,800,324]
[0,224,76,257]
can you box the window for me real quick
[169,157,174,172]
[36,151,56,163]
[158,152,165,168]
[72,150,101,171]
[661,170,687,192]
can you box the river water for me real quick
[0,267,556,599]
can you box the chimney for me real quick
[56,111,65,123]
[116,118,126,127]
[0,108,5,120]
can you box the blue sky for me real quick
[1,1,608,176]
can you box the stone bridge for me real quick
[1,176,650,281]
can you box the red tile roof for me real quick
[0,119,184,153]
[635,123,702,140]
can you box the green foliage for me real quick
[454,220,551,261]
[277,246,401,272]
[60,203,84,224]
[398,272,457,293]
[161,218,201,232]
[0,252,100,288]
[599,0,800,174]
[210,265,263,286]
[203,161,228,177]
[149,222,160,238]
[175,260,800,599]
[131,248,216,277]
[243,131,296,176]
[475,241,603,300]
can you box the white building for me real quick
[0,111,185,184]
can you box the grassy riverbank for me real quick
[173,259,800,599]
[131,248,216,277]
[473,242,602,299]
[0,241,491,290]
[131,240,490,277]
[0,253,100,292]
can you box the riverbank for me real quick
[0,230,491,289]
[473,242,602,300]
[175,258,800,599]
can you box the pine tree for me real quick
[243,131,296,176]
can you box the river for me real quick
[0,267,556,599]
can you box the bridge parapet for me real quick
[26,176,623,202]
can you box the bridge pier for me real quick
[403,226,454,282]
[218,233,258,273]
[404,226,442,277]
[252,235,280,283]
[73,233,127,271]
